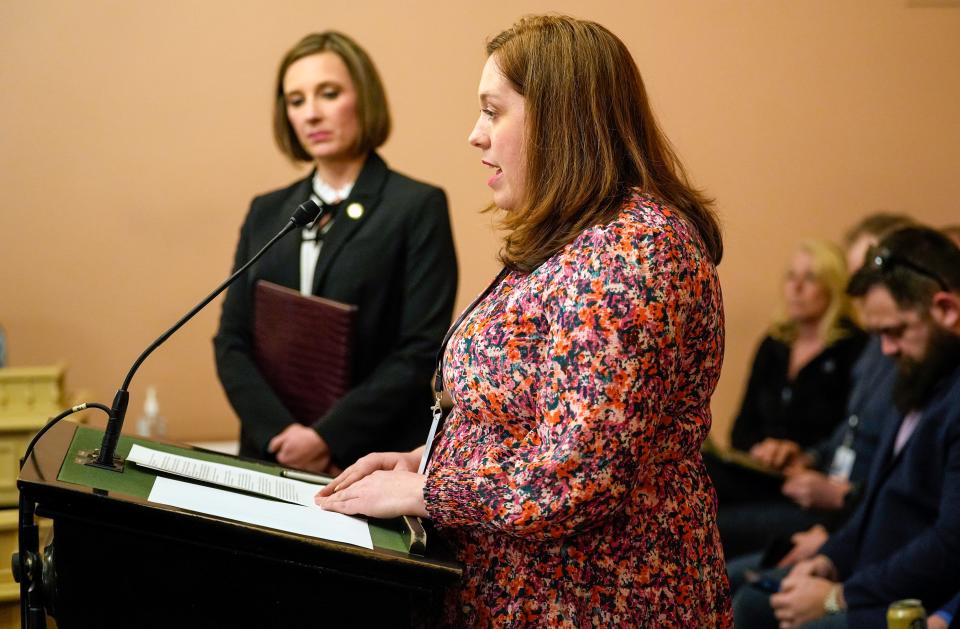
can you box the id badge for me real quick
[828,445,856,481]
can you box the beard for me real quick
[893,326,960,414]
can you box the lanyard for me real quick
[418,267,511,474]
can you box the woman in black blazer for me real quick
[214,32,457,474]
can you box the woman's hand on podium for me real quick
[315,469,427,519]
[315,448,427,519]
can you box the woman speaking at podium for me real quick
[319,15,731,626]
[214,32,458,475]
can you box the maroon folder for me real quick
[252,280,357,422]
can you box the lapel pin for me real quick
[346,202,364,220]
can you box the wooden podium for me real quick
[17,421,461,628]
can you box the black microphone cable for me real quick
[18,403,112,471]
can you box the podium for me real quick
[17,421,461,628]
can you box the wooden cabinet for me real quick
[0,366,84,629]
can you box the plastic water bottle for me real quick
[136,386,166,438]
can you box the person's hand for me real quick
[928,615,950,629]
[315,470,428,519]
[317,450,422,497]
[770,576,840,629]
[777,525,829,568]
[787,554,837,581]
[750,438,802,470]
[268,424,331,473]
[782,451,815,475]
[782,471,851,510]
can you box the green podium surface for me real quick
[18,420,461,628]
[59,425,409,552]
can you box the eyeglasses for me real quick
[869,246,950,292]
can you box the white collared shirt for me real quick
[300,175,353,295]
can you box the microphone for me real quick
[291,200,328,228]
[86,199,323,471]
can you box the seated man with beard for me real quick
[733,226,960,628]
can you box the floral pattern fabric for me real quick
[424,192,732,627]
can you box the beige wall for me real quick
[1,1,958,445]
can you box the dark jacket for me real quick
[808,336,899,517]
[730,321,867,450]
[214,153,458,466]
[819,364,960,627]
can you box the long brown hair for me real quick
[487,15,722,271]
[273,32,391,162]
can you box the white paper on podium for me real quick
[148,476,373,549]
[127,444,319,506]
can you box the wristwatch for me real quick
[823,584,844,615]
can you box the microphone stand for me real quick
[86,198,323,471]
[16,498,43,629]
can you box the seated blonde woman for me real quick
[707,240,867,557]
[731,239,867,467]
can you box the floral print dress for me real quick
[423,191,732,627]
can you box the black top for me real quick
[214,153,458,466]
[730,319,868,451]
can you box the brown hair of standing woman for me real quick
[487,15,723,271]
[273,31,391,162]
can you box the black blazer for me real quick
[214,153,458,466]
